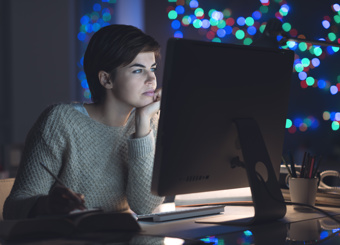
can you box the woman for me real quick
[3,24,164,219]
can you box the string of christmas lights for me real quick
[166,0,340,134]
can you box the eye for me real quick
[132,69,143,74]
[151,67,157,72]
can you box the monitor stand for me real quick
[197,118,286,226]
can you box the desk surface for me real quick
[1,205,340,244]
[140,205,340,244]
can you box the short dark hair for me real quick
[83,24,161,103]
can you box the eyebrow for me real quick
[129,62,157,68]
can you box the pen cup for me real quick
[288,177,318,210]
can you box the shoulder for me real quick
[31,103,84,134]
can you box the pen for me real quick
[312,156,322,178]
[39,162,86,209]
[282,156,292,177]
[289,152,297,178]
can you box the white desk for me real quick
[139,205,340,244]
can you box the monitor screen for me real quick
[152,38,294,198]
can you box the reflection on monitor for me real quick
[152,38,294,225]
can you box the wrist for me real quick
[135,113,151,138]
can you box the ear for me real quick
[98,71,113,89]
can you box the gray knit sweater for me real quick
[3,103,164,219]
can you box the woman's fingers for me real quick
[49,186,86,214]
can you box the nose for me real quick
[145,70,157,85]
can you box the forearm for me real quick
[126,131,164,214]
[134,112,151,138]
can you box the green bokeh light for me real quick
[298,42,307,52]
[282,22,291,32]
[306,77,315,86]
[286,119,293,128]
[245,17,254,26]
[182,16,191,25]
[332,121,340,131]
[193,19,202,28]
[314,47,323,56]
[295,64,303,72]
[208,9,216,17]
[223,9,232,18]
[332,46,340,52]
[195,8,204,18]
[334,15,340,24]
[212,37,221,42]
[168,10,178,19]
[328,32,336,41]
[217,20,226,28]
[235,30,245,39]
[210,18,218,26]
[259,6,268,13]
[259,24,266,33]
[301,58,310,67]
[243,37,253,45]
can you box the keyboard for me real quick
[137,205,225,222]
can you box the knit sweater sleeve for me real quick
[126,113,164,214]
[3,105,67,219]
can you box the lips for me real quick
[143,90,155,97]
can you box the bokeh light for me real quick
[165,0,340,134]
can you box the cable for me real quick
[255,172,340,225]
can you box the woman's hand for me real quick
[47,185,86,214]
[30,185,86,217]
[135,88,162,138]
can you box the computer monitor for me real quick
[152,38,294,224]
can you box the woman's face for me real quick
[110,52,157,109]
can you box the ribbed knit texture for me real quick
[3,104,164,220]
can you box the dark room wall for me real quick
[3,0,78,144]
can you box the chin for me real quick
[135,99,154,108]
